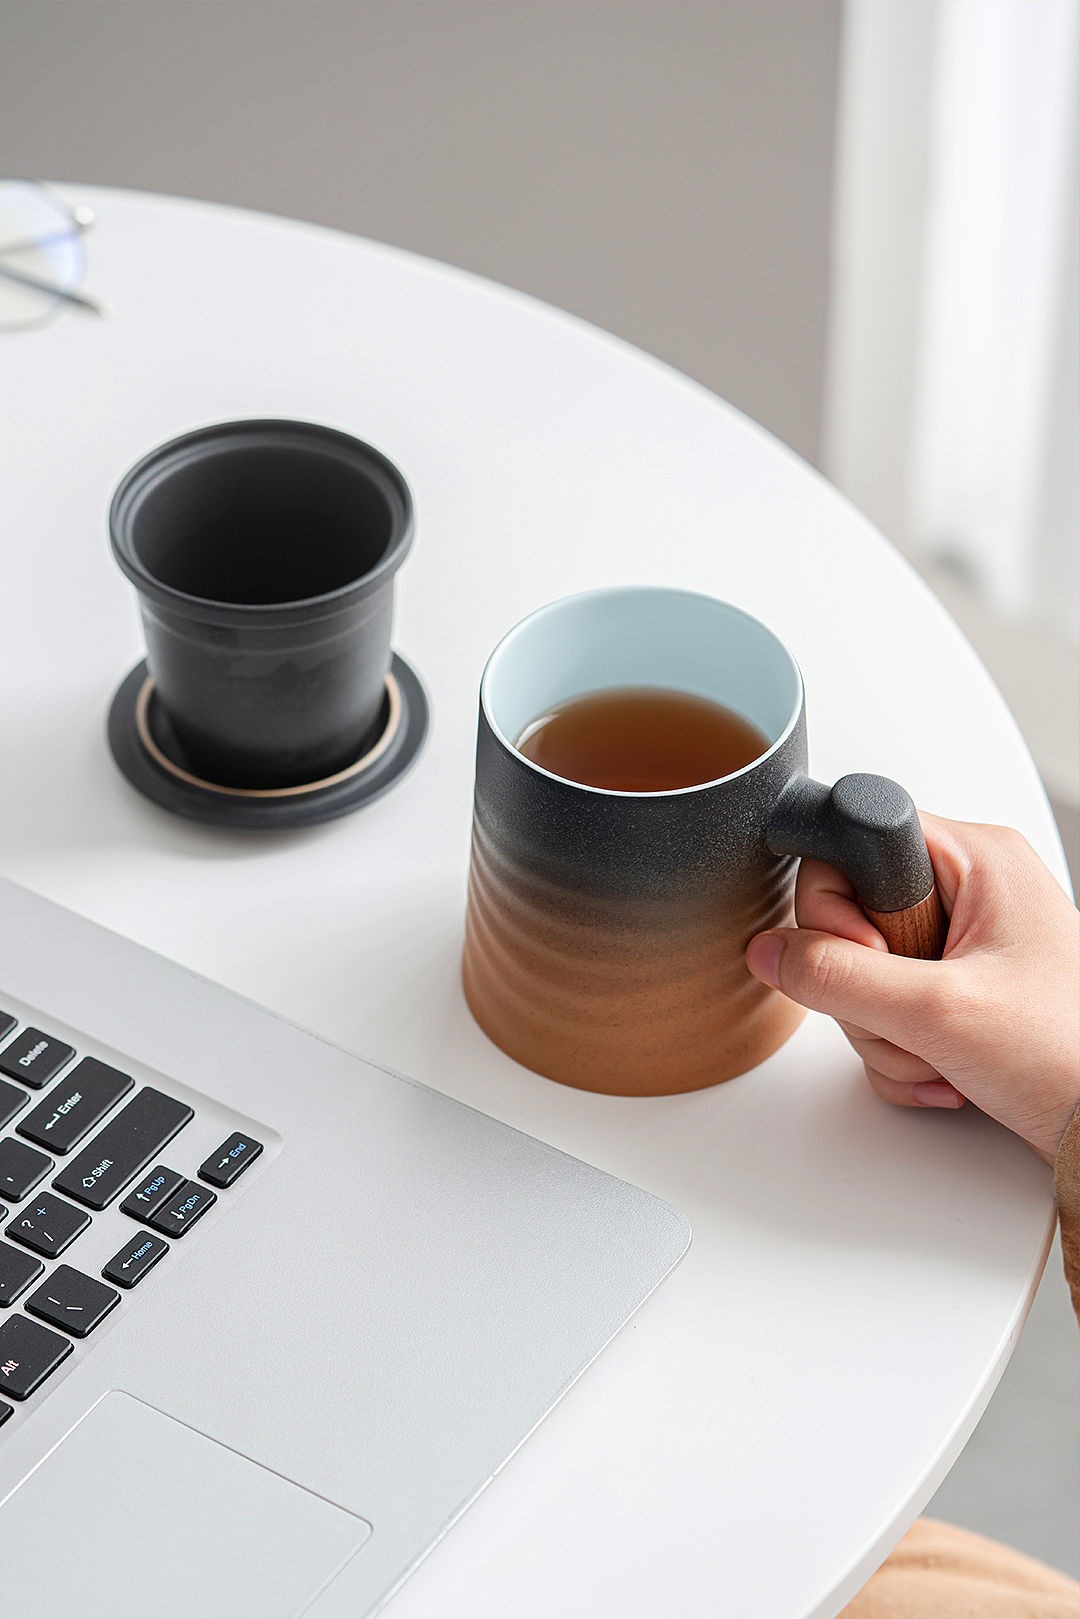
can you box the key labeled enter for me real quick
[17,1057,133,1155]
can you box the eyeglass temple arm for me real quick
[0,261,106,315]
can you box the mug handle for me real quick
[766,774,949,961]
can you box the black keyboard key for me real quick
[0,1401,11,1427]
[103,1230,169,1289]
[26,1265,120,1339]
[0,1011,15,1040]
[0,1028,75,1090]
[0,1313,72,1399]
[0,1242,44,1306]
[120,1165,185,1221]
[6,1193,90,1258]
[53,1090,193,1211]
[0,1140,53,1203]
[0,1080,28,1130]
[199,1132,263,1188]
[147,1180,216,1237]
[17,1057,133,1155]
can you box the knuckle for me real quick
[912,970,955,1024]
[982,823,1034,875]
[786,934,849,1004]
[996,824,1031,857]
[913,966,983,1051]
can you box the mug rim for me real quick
[480,585,805,799]
[109,418,414,629]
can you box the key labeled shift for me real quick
[147,1180,216,1237]
[52,1088,192,1209]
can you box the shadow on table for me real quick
[563,1014,1054,1283]
[0,686,356,865]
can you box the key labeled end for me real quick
[199,1133,262,1189]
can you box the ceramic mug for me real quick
[462,587,946,1097]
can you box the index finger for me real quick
[794,857,889,950]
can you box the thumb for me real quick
[746,927,946,1050]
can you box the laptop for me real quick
[0,875,690,1616]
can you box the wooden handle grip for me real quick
[863,885,949,960]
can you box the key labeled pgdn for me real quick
[147,1181,216,1237]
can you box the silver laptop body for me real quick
[0,877,690,1616]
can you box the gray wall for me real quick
[0,0,841,466]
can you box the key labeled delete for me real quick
[0,1028,74,1090]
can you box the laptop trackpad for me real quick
[0,1392,372,1617]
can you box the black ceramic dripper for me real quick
[109,419,414,790]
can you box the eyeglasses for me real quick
[0,179,107,332]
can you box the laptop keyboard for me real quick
[0,1002,270,1425]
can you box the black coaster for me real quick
[107,654,429,829]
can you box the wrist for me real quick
[1026,1088,1080,1168]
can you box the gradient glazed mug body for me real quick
[462,587,811,1097]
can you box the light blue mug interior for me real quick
[482,587,803,787]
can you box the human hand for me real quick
[746,814,1080,1166]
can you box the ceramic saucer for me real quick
[107,653,429,829]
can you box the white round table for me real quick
[0,188,1063,1619]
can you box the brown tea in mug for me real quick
[515,686,769,792]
